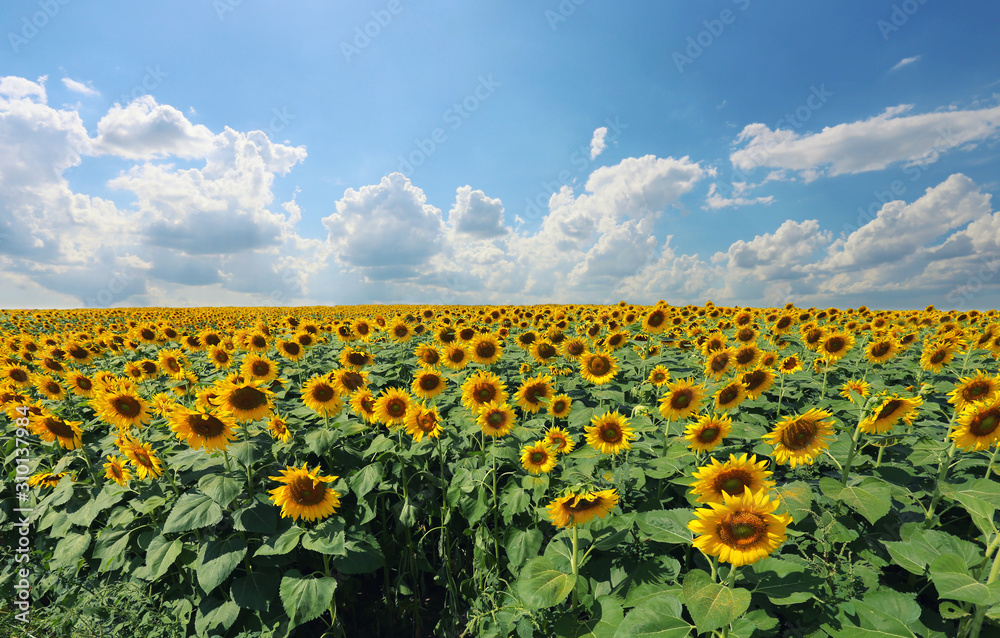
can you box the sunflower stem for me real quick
[662,418,672,457]
[570,523,580,607]
[984,444,999,480]
[875,445,885,469]
[968,547,1000,638]
[492,439,501,568]
[775,373,786,419]
[924,442,958,528]
[839,423,863,487]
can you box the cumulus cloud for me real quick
[730,103,1000,180]
[448,186,508,239]
[589,126,608,160]
[93,96,216,159]
[0,75,47,101]
[704,182,775,209]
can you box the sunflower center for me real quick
[714,470,752,496]
[388,399,406,416]
[744,370,766,392]
[971,410,1000,437]
[719,386,739,404]
[652,372,666,382]
[449,350,465,363]
[44,418,75,438]
[553,400,567,413]
[568,496,600,513]
[312,385,335,402]
[232,386,267,411]
[736,350,755,365]
[525,384,546,404]
[549,436,566,450]
[710,355,729,372]
[871,342,891,357]
[931,351,947,364]
[133,449,153,468]
[538,343,557,358]
[394,327,408,338]
[487,411,505,426]
[77,378,92,390]
[876,400,903,421]
[965,382,989,399]
[419,375,441,391]
[806,329,822,344]
[114,396,139,415]
[720,512,767,546]
[341,372,364,392]
[477,342,497,359]
[10,369,28,383]
[215,351,229,363]
[698,427,720,443]
[825,337,845,353]
[647,311,665,327]
[476,385,496,402]
[601,426,622,443]
[672,390,691,409]
[290,477,326,505]
[530,451,545,464]
[418,414,437,432]
[284,342,301,355]
[568,342,585,355]
[69,346,88,360]
[780,420,817,450]
[140,328,155,340]
[776,317,792,330]
[252,362,270,376]
[190,415,225,437]
[588,356,610,375]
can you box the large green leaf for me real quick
[49,532,91,572]
[92,528,131,573]
[331,531,384,574]
[231,567,280,611]
[554,595,624,638]
[882,528,984,576]
[772,481,813,523]
[302,517,346,556]
[144,535,184,581]
[254,525,305,557]
[504,527,543,570]
[818,477,891,524]
[516,556,577,609]
[929,553,1000,606]
[635,509,693,544]
[279,569,338,629]
[682,569,750,635]
[233,495,278,534]
[163,493,223,534]
[194,598,241,636]
[614,596,692,638]
[199,474,242,508]
[197,536,247,594]
[349,461,383,498]
[746,557,821,605]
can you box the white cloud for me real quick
[704,182,775,209]
[890,55,922,72]
[61,77,99,96]
[589,126,608,160]
[0,75,47,102]
[93,96,216,159]
[730,103,1000,180]
[448,186,508,239]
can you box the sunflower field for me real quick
[2,303,1000,637]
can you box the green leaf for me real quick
[163,493,223,534]
[853,590,922,635]
[231,567,280,611]
[772,481,813,523]
[614,597,692,638]
[301,517,346,556]
[516,556,577,609]
[882,528,984,576]
[144,535,183,581]
[197,536,247,594]
[682,569,751,634]
[254,525,305,557]
[635,509,693,544]
[623,583,684,612]
[198,474,242,508]
[350,462,383,498]
[930,553,1000,606]
[279,569,338,629]
[555,595,624,638]
[305,428,338,456]
[49,532,91,572]
[331,531,384,574]
[194,598,241,636]
[938,601,969,620]
[818,477,891,524]
[746,557,821,605]
[233,496,278,534]
[501,486,531,523]
[504,527,543,570]
[93,528,131,573]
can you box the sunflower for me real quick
[374,387,412,428]
[859,394,922,435]
[123,361,144,382]
[520,441,557,474]
[120,438,164,480]
[404,402,443,442]
[642,307,668,334]
[560,337,589,360]
[461,370,508,414]
[579,350,619,385]
[688,488,791,566]
[476,401,516,437]
[93,382,152,430]
[864,338,899,365]
[470,333,503,365]
[28,412,83,450]
[920,340,960,373]
[647,365,671,387]
[950,397,1000,451]
[411,367,447,400]
[547,489,619,527]
[414,343,442,368]
[759,351,779,369]
[689,454,775,504]
[340,346,374,370]
[63,370,96,398]
[530,340,560,365]
[714,380,747,412]
[778,354,803,374]
[658,378,706,421]
[207,346,234,370]
[948,371,1000,412]
[684,413,732,452]
[442,344,470,370]
[739,367,775,401]
[28,471,73,489]
[585,410,635,455]
[276,339,305,362]
[268,463,341,522]
[700,332,728,356]
[733,344,762,371]
[349,389,378,423]
[544,426,575,454]
[32,373,66,401]
[515,374,554,414]
[103,455,131,486]
[548,393,573,419]
[389,320,414,343]
[839,379,871,404]
[268,412,293,443]
[168,404,239,452]
[704,348,735,381]
[244,332,270,353]
[211,377,275,422]
[2,364,31,388]
[300,375,343,418]
[763,408,836,468]
[818,332,855,363]
[771,314,795,335]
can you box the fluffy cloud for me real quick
[94,96,216,159]
[704,182,774,209]
[730,103,1000,180]
[589,126,608,160]
[448,186,507,239]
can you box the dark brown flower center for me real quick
[537,343,557,359]
[965,381,990,400]
[876,400,903,422]
[312,384,335,402]
[780,419,817,450]
[588,356,610,375]
[114,396,139,415]
[971,409,1000,437]
[671,390,691,409]
[341,372,364,392]
[719,386,740,405]
[530,451,546,464]
[931,350,947,364]
[776,316,792,330]
[698,427,720,443]
[715,470,752,496]
[476,342,496,359]
[289,476,326,505]
[710,354,729,372]
[567,342,585,356]
[232,386,267,411]
[647,311,665,327]
[419,375,441,392]
[824,337,845,353]
[189,414,226,437]
[387,399,406,416]
[44,417,75,438]
[283,342,301,355]
[720,512,767,546]
[871,342,891,357]
[252,361,271,376]
[449,349,466,363]
[736,349,756,365]
[743,370,766,392]
[600,425,622,443]
[10,369,28,383]
[487,411,505,426]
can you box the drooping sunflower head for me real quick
[547,489,620,527]
[585,410,635,455]
[268,412,293,443]
[950,397,1000,452]
[690,454,775,504]
[688,487,791,566]
[684,413,732,452]
[860,394,922,435]
[658,378,705,421]
[762,408,836,468]
[476,401,516,437]
[544,426,575,454]
[28,413,83,450]
[268,463,341,523]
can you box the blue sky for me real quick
[1,0,999,310]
